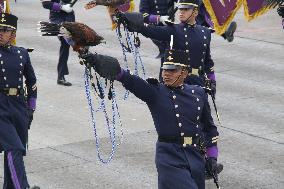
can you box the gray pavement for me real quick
[0,0,284,188]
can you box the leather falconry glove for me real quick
[116,12,144,32]
[210,80,217,98]
[27,109,34,129]
[205,157,218,179]
[81,53,121,80]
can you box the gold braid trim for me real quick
[243,0,271,21]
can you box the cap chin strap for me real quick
[168,69,185,87]
[0,33,15,48]
[182,8,196,24]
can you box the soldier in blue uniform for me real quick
[0,13,39,189]
[117,0,223,179]
[80,47,219,189]
[139,0,177,60]
[42,0,75,86]
[197,0,237,42]
[126,0,217,95]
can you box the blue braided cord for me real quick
[125,30,146,79]
[96,77,119,162]
[116,27,130,100]
[133,41,146,80]
[111,88,124,145]
[84,68,119,164]
[89,76,104,112]
[124,31,139,76]
[116,28,129,70]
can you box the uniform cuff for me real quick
[206,146,218,158]
[27,98,36,110]
[207,73,216,81]
[149,15,159,24]
[116,69,125,81]
[52,3,61,11]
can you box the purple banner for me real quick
[203,0,242,34]
[243,0,269,21]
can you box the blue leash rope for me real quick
[116,27,146,100]
[84,67,123,163]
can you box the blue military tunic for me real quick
[42,0,75,24]
[0,46,37,155]
[118,70,218,189]
[139,23,215,86]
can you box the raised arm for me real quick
[139,24,173,42]
[118,12,173,42]
[117,70,158,103]
[81,53,158,103]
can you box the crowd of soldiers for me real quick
[0,0,283,189]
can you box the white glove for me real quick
[61,4,73,13]
[159,16,170,25]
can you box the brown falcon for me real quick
[39,21,105,53]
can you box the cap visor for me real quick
[0,25,15,31]
[177,5,196,9]
[162,64,180,70]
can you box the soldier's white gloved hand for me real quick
[61,4,73,13]
[159,15,170,25]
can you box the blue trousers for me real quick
[3,150,29,189]
[155,142,205,189]
[57,36,70,79]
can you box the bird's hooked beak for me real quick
[59,26,71,38]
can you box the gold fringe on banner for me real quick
[203,0,243,35]
[243,0,271,21]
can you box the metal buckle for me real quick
[183,137,192,145]
[8,88,18,96]
[191,68,199,76]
